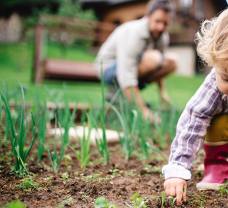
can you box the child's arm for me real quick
[163,69,224,204]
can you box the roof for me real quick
[80,0,144,9]
[80,0,149,20]
[80,0,136,5]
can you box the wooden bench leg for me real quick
[33,25,45,84]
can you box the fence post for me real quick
[33,24,45,84]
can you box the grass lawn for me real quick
[0,42,204,109]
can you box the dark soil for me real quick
[0,144,228,208]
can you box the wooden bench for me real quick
[44,59,98,82]
[33,15,114,84]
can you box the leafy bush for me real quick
[58,0,95,20]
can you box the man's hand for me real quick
[160,90,171,106]
[142,107,161,124]
[164,178,187,206]
[123,87,161,124]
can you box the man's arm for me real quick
[123,86,155,122]
[114,26,155,120]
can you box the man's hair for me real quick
[146,0,173,15]
[196,9,228,69]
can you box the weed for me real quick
[219,183,228,196]
[17,177,39,191]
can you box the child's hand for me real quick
[164,178,187,206]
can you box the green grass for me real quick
[0,42,204,109]
[0,42,101,105]
[142,74,204,109]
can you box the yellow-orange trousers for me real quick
[205,114,228,144]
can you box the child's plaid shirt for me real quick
[163,69,228,180]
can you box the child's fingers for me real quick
[164,178,187,205]
[175,184,184,205]
[165,185,176,197]
[164,180,176,196]
[183,183,187,202]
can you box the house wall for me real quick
[166,46,196,76]
[0,13,22,43]
[203,0,216,18]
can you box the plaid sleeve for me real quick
[163,69,223,180]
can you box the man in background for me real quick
[95,0,176,122]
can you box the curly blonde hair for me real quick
[196,9,228,69]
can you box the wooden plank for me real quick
[44,59,100,82]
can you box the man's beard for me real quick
[150,31,163,40]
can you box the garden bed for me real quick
[0,87,227,208]
[1,144,228,208]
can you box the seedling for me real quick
[95,197,117,208]
[160,191,166,208]
[4,200,27,208]
[130,192,147,208]
[61,172,69,181]
[160,192,176,208]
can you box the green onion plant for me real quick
[36,105,47,161]
[96,67,109,164]
[48,105,76,172]
[76,112,91,169]
[1,87,37,175]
